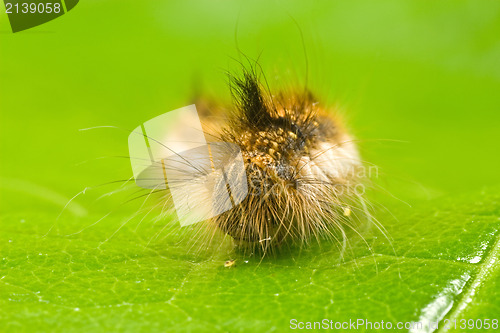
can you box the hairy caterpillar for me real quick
[159,65,367,254]
[67,63,371,257]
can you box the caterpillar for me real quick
[158,65,367,254]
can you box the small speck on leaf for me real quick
[224,260,236,268]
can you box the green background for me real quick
[1,0,500,332]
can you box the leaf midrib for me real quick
[436,230,500,332]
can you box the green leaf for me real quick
[2,0,500,332]
[1,187,499,332]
